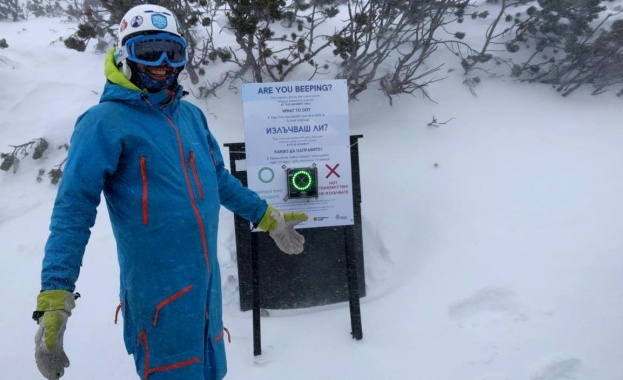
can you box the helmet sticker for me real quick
[119,19,128,33]
[151,14,168,29]
[131,15,143,28]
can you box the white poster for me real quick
[242,80,353,228]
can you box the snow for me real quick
[2,10,623,380]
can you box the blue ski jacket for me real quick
[41,50,267,379]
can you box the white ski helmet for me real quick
[114,4,186,77]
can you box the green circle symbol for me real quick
[291,170,313,191]
[259,167,274,183]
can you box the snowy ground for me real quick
[2,12,623,380]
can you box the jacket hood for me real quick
[104,49,141,92]
[101,49,185,109]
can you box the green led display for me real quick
[286,167,318,199]
[291,170,313,191]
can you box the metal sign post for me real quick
[345,224,363,340]
[251,232,262,356]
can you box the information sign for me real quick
[242,80,353,228]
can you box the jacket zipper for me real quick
[141,96,210,273]
[140,156,148,225]
[137,330,200,379]
[153,285,193,327]
[164,116,211,273]
[188,151,204,200]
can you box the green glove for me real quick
[258,205,308,254]
[34,290,77,379]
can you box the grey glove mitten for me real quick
[257,205,308,254]
[33,290,78,379]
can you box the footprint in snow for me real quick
[531,358,581,380]
[448,286,528,327]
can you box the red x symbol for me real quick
[325,163,340,178]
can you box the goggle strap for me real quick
[124,33,187,48]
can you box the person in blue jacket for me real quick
[32,4,308,380]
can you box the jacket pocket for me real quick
[118,293,137,355]
[188,151,204,200]
[140,156,148,225]
[152,285,193,327]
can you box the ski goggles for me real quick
[124,33,187,67]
